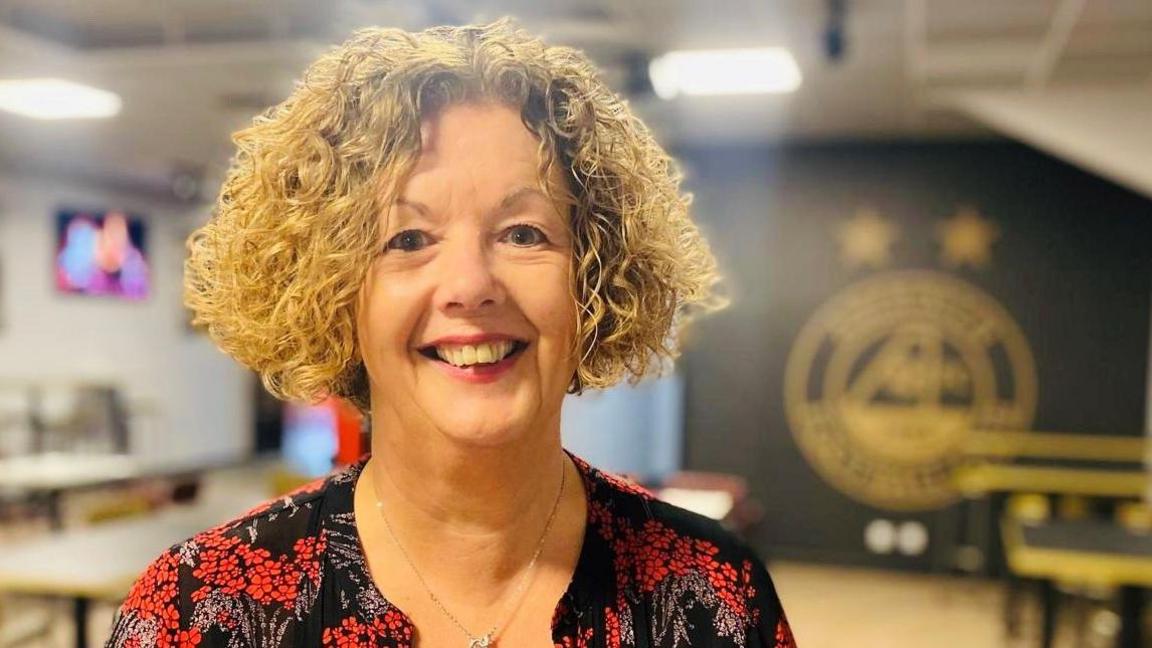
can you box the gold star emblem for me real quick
[836,209,899,270]
[937,208,999,269]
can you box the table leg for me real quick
[988,493,1007,578]
[1117,586,1143,648]
[1003,576,1022,638]
[73,596,89,648]
[47,491,63,532]
[1040,579,1057,648]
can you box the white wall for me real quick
[0,174,251,462]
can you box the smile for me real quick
[416,340,529,383]
[421,340,526,367]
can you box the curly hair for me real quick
[185,18,725,413]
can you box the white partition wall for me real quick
[0,174,251,462]
[561,373,684,481]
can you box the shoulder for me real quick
[179,468,334,565]
[577,455,751,560]
[577,456,795,647]
[107,465,354,646]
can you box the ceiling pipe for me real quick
[1026,0,1086,89]
[0,23,75,62]
[79,40,329,70]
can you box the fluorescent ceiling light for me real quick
[649,48,802,99]
[0,78,121,120]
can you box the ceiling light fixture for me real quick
[0,78,121,120]
[648,48,802,99]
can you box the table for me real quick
[654,470,761,536]
[954,463,1148,499]
[952,432,1148,576]
[0,498,262,648]
[951,433,1149,645]
[963,431,1147,463]
[656,487,736,521]
[951,462,1147,578]
[1003,517,1152,648]
[0,452,252,529]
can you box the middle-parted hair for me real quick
[185,19,724,412]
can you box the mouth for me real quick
[417,340,529,368]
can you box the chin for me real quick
[436,420,527,448]
[428,404,535,448]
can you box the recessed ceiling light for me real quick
[649,48,802,99]
[0,78,121,120]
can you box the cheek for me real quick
[517,265,578,356]
[357,275,417,364]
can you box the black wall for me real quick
[677,141,1152,569]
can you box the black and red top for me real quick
[106,453,797,648]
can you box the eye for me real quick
[385,229,431,253]
[502,224,548,247]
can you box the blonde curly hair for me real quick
[185,18,724,413]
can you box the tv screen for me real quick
[55,209,150,300]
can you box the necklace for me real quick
[371,457,566,648]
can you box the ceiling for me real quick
[0,0,1150,202]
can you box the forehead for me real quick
[400,101,564,200]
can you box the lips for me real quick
[415,337,529,384]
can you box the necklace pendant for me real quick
[468,636,491,648]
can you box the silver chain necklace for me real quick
[371,458,566,648]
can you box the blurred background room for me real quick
[0,1,1150,646]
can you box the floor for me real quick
[771,560,1128,648]
[774,561,1005,647]
[0,560,1134,647]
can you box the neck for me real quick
[365,407,569,573]
[356,406,589,638]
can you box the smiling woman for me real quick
[107,18,796,648]
[359,103,581,450]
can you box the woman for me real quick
[108,19,797,648]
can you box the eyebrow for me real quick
[393,186,552,219]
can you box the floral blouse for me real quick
[106,452,797,648]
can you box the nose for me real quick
[433,231,506,313]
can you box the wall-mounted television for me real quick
[55,209,150,300]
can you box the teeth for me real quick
[434,341,515,367]
[475,345,494,364]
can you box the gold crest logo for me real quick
[784,270,1037,511]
